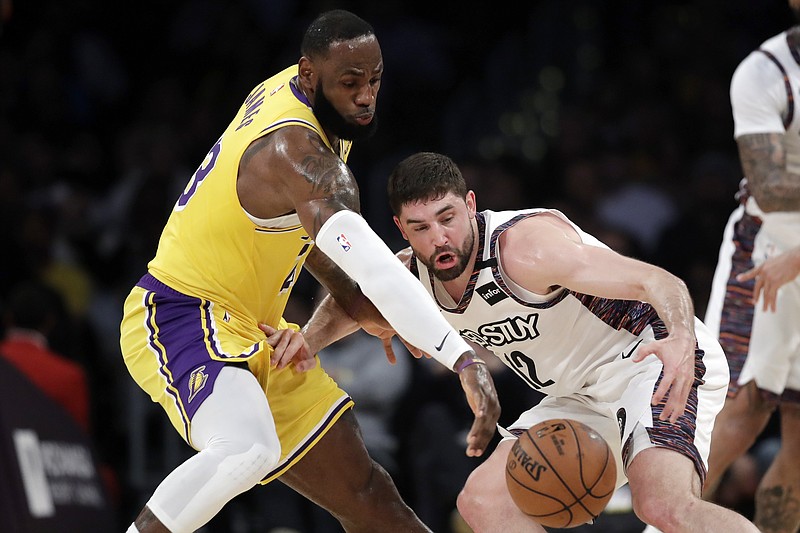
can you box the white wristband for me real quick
[315,210,471,370]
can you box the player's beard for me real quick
[419,223,475,282]
[313,80,378,141]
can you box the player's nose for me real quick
[430,224,448,246]
[355,83,376,106]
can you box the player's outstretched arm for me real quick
[500,214,696,423]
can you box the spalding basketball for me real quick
[505,419,617,528]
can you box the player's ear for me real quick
[393,216,409,240]
[466,190,477,218]
[298,57,314,90]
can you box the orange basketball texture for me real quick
[505,419,617,529]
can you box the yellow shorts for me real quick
[120,274,353,483]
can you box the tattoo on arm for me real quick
[300,134,360,234]
[240,136,269,170]
[738,133,800,211]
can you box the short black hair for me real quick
[387,152,468,216]
[301,10,375,59]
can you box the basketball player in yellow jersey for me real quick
[120,9,499,533]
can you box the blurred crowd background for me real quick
[0,0,790,531]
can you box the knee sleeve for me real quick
[147,367,281,532]
[149,442,279,532]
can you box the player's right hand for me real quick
[737,249,800,312]
[456,353,501,457]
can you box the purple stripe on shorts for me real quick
[138,274,230,423]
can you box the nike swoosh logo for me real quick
[434,331,451,352]
[621,339,644,360]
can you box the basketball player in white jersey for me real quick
[701,2,800,531]
[270,152,759,532]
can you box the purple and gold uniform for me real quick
[120,65,353,483]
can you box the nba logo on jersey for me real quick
[337,233,352,252]
[477,282,507,305]
[270,83,285,96]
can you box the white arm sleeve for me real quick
[315,210,472,370]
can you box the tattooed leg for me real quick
[755,486,800,533]
[754,404,800,533]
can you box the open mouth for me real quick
[435,252,456,268]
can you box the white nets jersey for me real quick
[412,209,729,483]
[731,31,800,175]
[412,209,684,402]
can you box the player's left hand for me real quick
[633,336,695,424]
[259,323,318,372]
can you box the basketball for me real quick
[505,418,617,528]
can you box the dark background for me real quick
[0,0,791,531]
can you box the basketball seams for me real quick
[521,422,585,525]
[572,420,615,499]
[567,420,603,521]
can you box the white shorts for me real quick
[704,204,800,404]
[500,324,729,488]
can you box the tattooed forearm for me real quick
[737,133,800,211]
[754,485,800,533]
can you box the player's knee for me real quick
[456,480,484,526]
[633,492,696,531]
[342,460,418,523]
[215,440,280,486]
[205,425,281,484]
[356,460,396,502]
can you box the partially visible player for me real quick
[702,3,800,532]
[120,11,498,533]
[272,152,759,532]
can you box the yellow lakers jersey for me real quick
[148,65,351,334]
